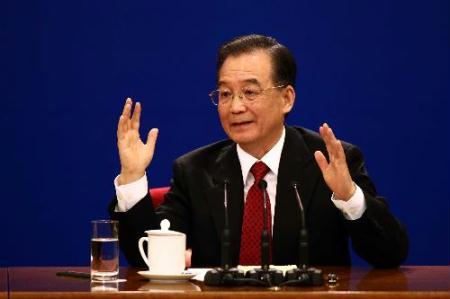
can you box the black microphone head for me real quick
[258,179,267,190]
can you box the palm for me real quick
[323,151,346,184]
[118,130,152,174]
[117,99,158,184]
[314,123,355,201]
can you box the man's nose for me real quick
[229,93,246,113]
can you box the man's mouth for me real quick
[231,121,253,128]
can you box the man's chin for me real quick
[228,133,257,146]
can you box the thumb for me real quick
[314,150,328,174]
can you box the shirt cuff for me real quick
[331,183,366,220]
[114,173,148,212]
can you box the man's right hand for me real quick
[117,98,158,185]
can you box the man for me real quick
[110,34,408,268]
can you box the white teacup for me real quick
[138,219,186,275]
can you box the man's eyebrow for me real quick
[218,78,261,87]
[242,78,261,85]
[217,80,227,87]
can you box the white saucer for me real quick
[137,271,197,282]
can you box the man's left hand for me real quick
[314,123,356,201]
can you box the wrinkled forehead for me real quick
[218,78,261,88]
[217,51,275,87]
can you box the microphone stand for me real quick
[204,180,245,286]
[246,180,284,287]
[281,183,323,286]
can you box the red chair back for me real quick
[149,186,170,208]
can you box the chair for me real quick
[149,186,170,208]
[149,186,192,268]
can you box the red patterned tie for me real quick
[239,161,272,265]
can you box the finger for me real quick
[117,115,126,140]
[131,102,141,131]
[319,125,329,149]
[335,140,346,161]
[326,123,338,143]
[314,150,329,174]
[122,98,132,118]
[319,123,333,146]
[322,123,342,162]
[121,98,133,132]
[320,123,336,162]
[145,128,159,155]
[322,123,336,144]
[326,125,346,161]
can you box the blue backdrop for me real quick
[1,0,448,266]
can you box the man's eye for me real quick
[243,88,259,97]
[219,91,232,98]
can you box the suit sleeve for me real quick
[108,159,192,267]
[344,145,409,268]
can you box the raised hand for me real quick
[117,98,158,185]
[314,123,356,201]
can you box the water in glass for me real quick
[91,237,119,281]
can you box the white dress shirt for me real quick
[115,126,366,221]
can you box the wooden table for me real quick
[7,266,450,298]
[0,268,7,299]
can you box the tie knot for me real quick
[250,161,270,183]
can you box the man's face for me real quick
[217,50,294,156]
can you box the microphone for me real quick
[246,179,284,286]
[292,182,308,268]
[204,179,245,286]
[222,179,231,271]
[281,182,323,286]
[258,180,270,271]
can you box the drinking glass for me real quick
[91,220,119,281]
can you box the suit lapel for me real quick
[205,143,244,264]
[273,126,322,262]
[276,126,321,213]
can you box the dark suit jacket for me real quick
[110,126,409,268]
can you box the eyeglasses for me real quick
[209,84,286,106]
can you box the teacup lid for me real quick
[144,219,185,236]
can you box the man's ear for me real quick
[282,85,295,114]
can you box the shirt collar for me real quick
[236,127,286,184]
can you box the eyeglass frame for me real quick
[209,84,287,106]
